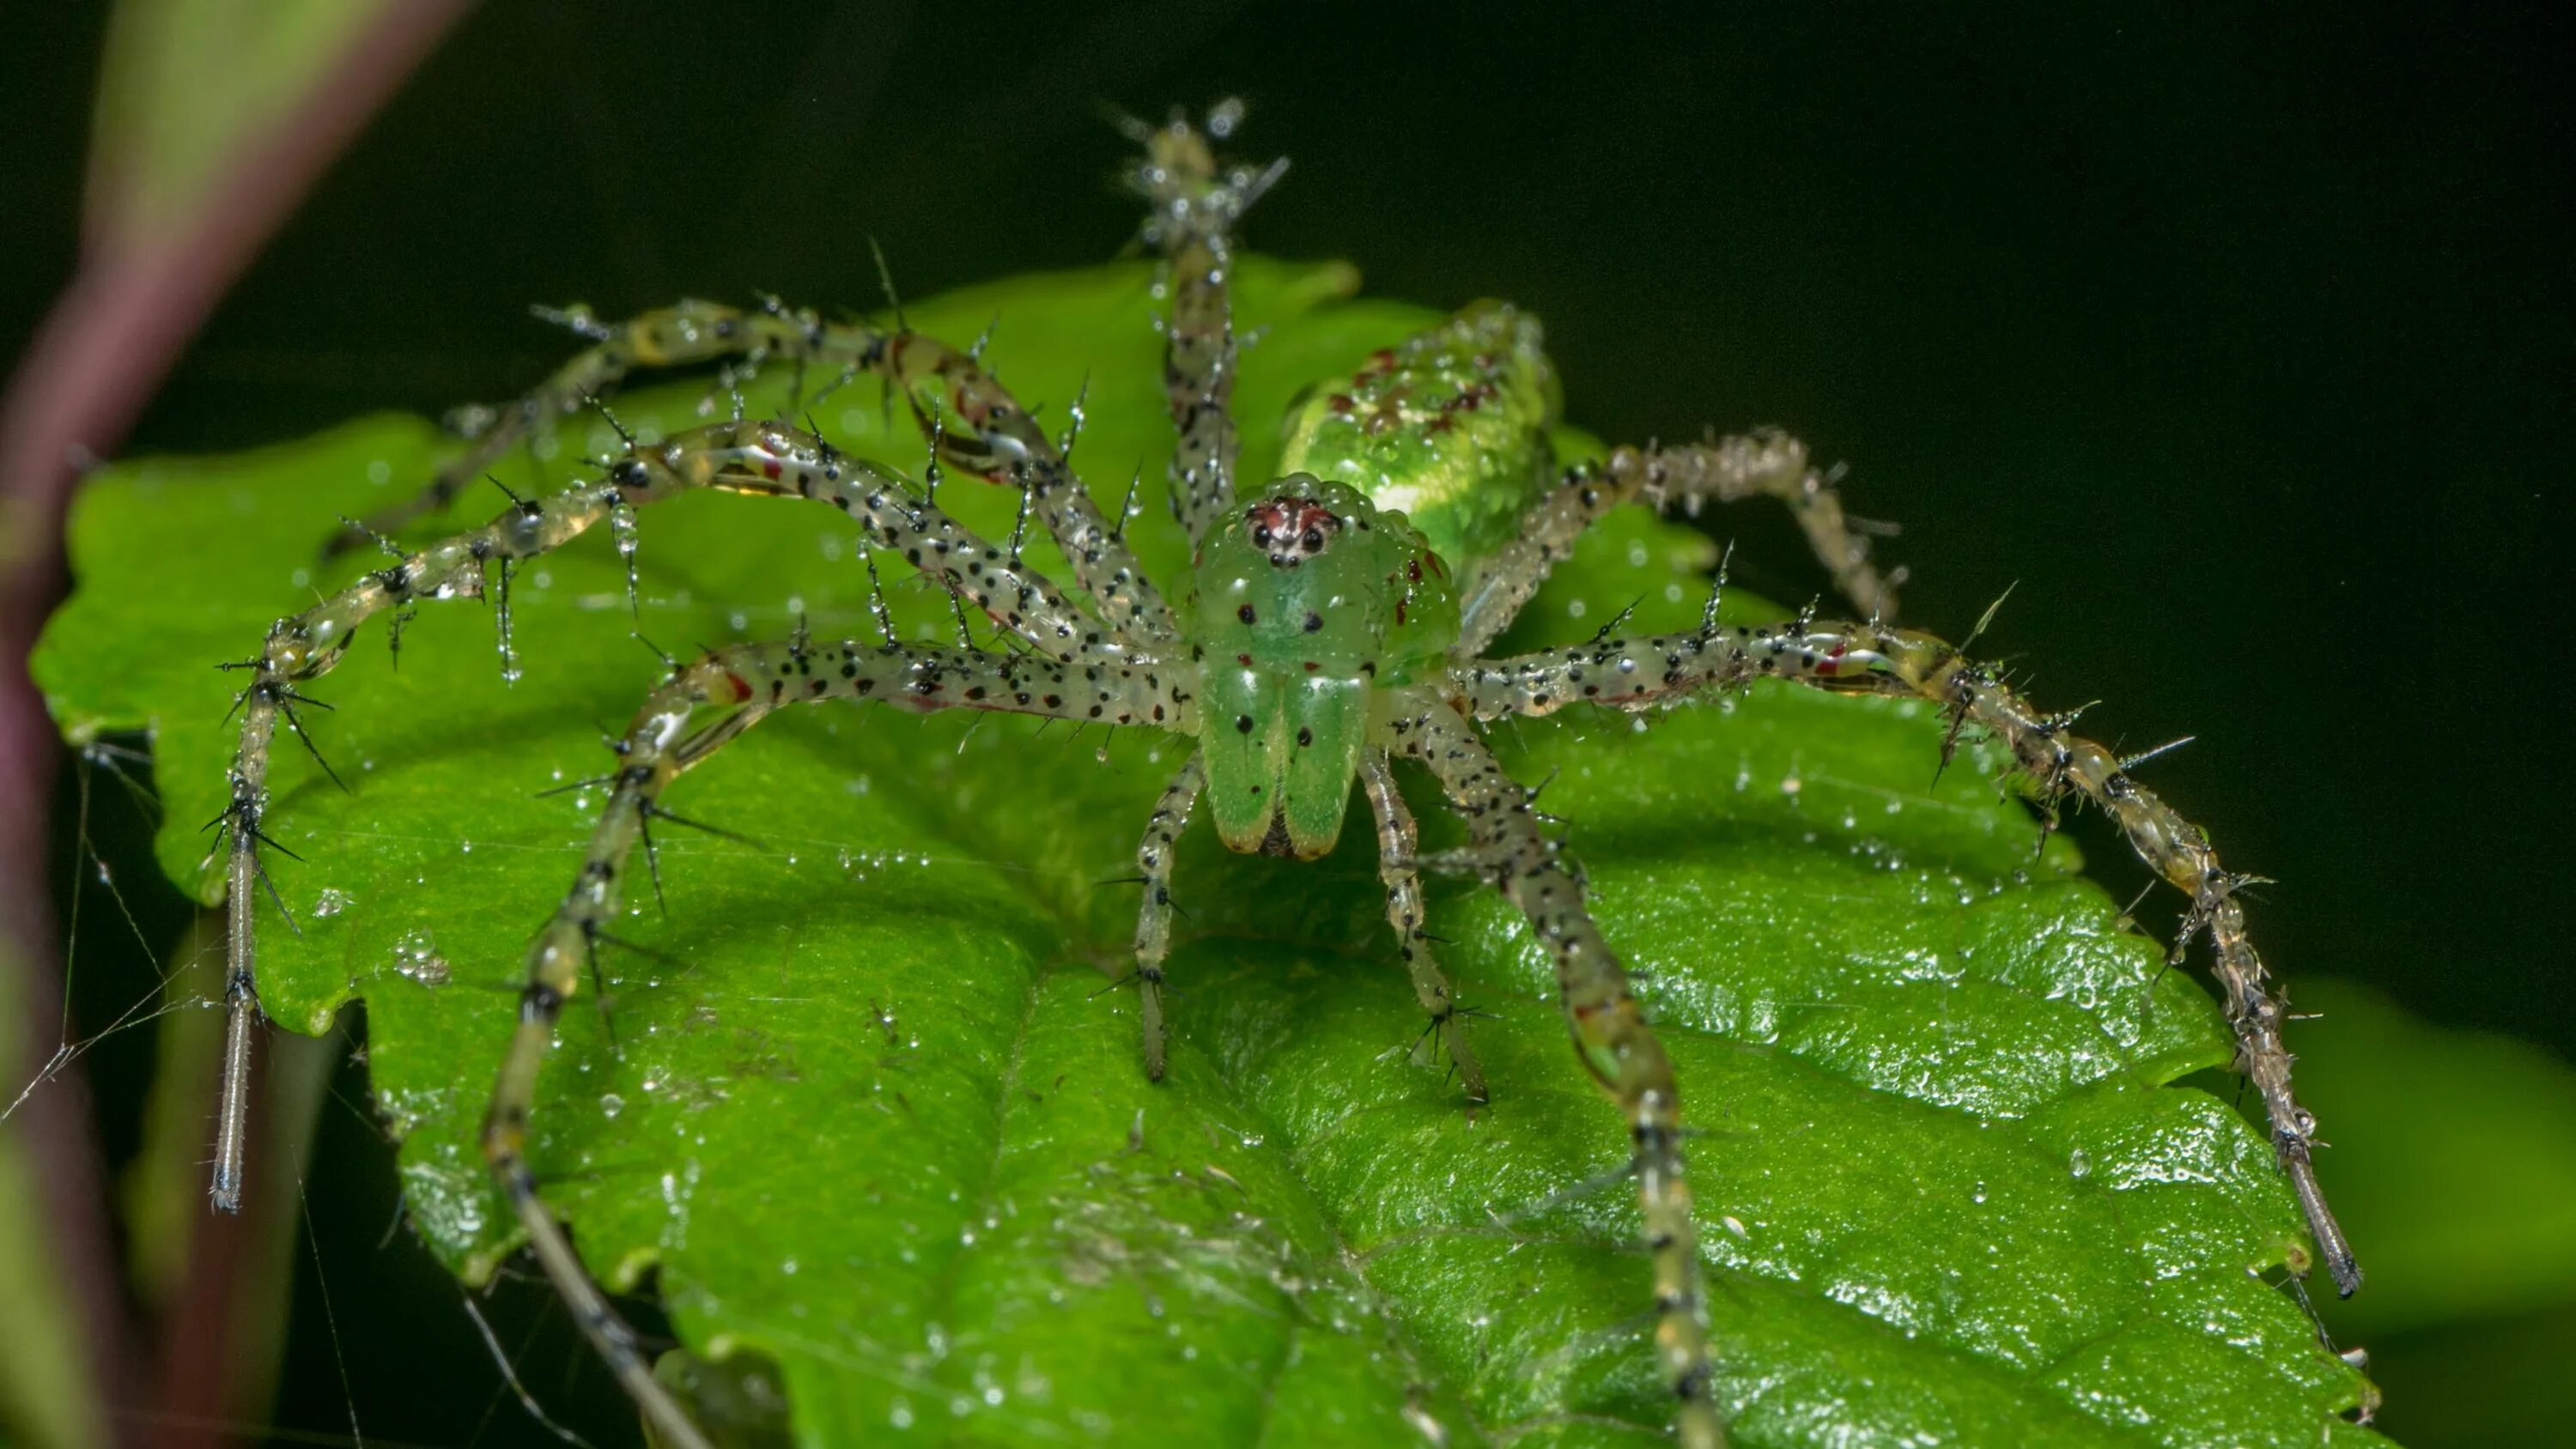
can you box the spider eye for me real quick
[611,459,650,491]
[1253,524,1273,547]
[1300,526,1324,551]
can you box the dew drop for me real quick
[313,888,351,919]
[600,1093,624,1119]
[392,930,450,986]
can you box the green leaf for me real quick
[36,257,2382,1446]
[2293,979,2576,1340]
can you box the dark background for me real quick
[9,3,2570,1446]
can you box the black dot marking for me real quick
[1302,611,1323,633]
[1238,603,1257,625]
[1236,714,1255,734]
[1296,726,1313,748]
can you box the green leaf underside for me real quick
[36,258,2379,1446]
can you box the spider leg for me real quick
[1378,689,1722,1449]
[1358,749,1489,1105]
[1127,754,1206,1080]
[1458,433,1903,652]
[214,421,1159,1210]
[1452,615,2361,1296]
[213,472,624,1210]
[661,420,1151,666]
[1132,101,1281,549]
[484,634,1186,1449]
[884,331,1182,644]
[329,298,887,554]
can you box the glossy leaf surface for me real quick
[35,258,2382,1446]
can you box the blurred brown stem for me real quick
[0,3,471,1446]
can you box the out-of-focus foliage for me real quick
[84,0,394,246]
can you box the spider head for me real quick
[1189,475,1459,858]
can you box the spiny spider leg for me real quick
[885,330,1180,642]
[216,468,626,1209]
[659,420,1156,666]
[1358,749,1489,1104]
[1458,433,1904,653]
[1379,688,1722,1449]
[1449,616,2361,1295]
[1128,754,1206,1079]
[341,279,1181,650]
[1132,102,1279,547]
[212,419,1154,1208]
[485,635,1191,1449]
[329,299,889,553]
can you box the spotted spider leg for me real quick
[485,634,1191,1449]
[210,418,1138,1208]
[329,298,892,552]
[885,330,1181,643]
[1128,755,1206,1080]
[335,282,1182,657]
[216,471,628,1208]
[1377,688,1722,1449]
[1457,433,1905,653]
[1358,749,1490,1104]
[1131,100,1284,548]
[1449,616,2362,1296]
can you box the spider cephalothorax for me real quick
[1191,476,1457,858]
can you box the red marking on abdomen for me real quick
[1818,643,1847,676]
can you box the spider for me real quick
[179,102,2360,1447]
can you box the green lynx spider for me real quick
[207,105,2359,1449]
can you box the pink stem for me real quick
[0,3,473,1444]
